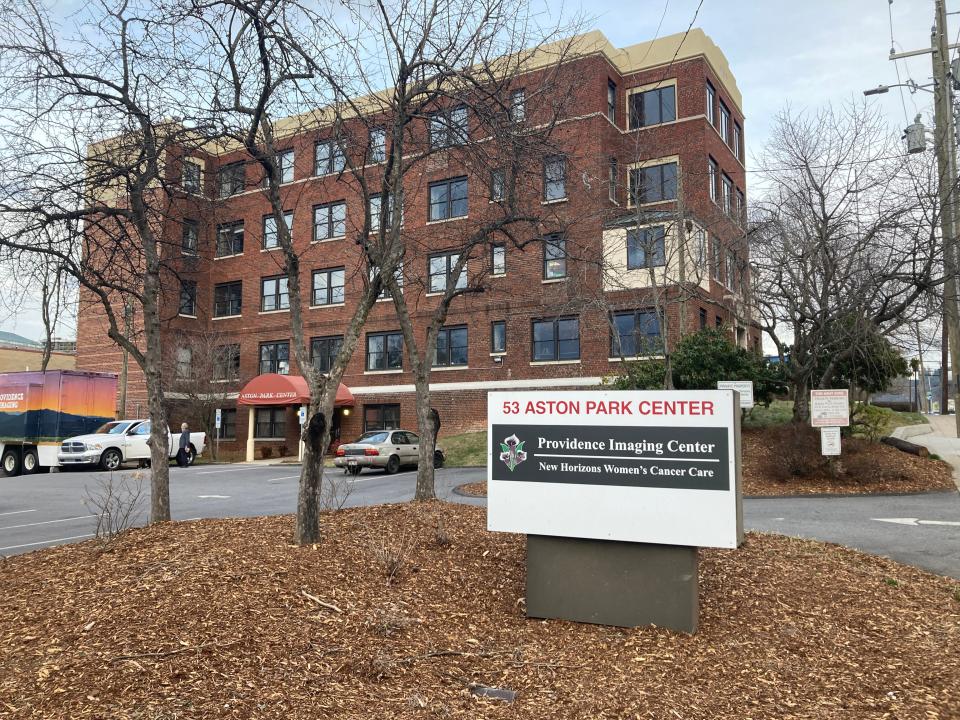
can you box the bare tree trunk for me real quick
[39,267,52,371]
[793,375,810,424]
[413,369,436,502]
[142,264,170,523]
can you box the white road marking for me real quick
[0,533,96,553]
[0,509,37,517]
[197,495,230,499]
[0,515,96,531]
[874,517,960,527]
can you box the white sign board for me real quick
[298,406,307,425]
[810,389,850,427]
[487,390,743,549]
[215,408,222,429]
[820,427,841,456]
[717,380,754,409]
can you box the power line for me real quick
[888,0,914,123]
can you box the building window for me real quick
[727,250,738,291]
[364,403,400,432]
[315,139,345,175]
[711,236,723,283]
[721,174,733,214]
[491,244,506,276]
[312,267,345,306]
[608,157,618,202]
[311,335,344,373]
[260,275,289,312]
[626,226,666,269]
[216,221,244,257]
[433,326,468,367]
[369,128,386,163]
[429,105,468,147]
[708,157,718,203]
[213,344,240,381]
[491,320,506,354]
[543,155,566,201]
[370,262,403,300]
[182,160,202,193]
[716,315,723,329]
[369,192,401,232]
[510,89,526,122]
[254,407,286,439]
[543,234,566,279]
[733,123,742,160]
[213,281,242,317]
[706,81,716,125]
[179,280,197,316]
[428,251,467,293]
[628,85,676,129]
[181,220,199,256]
[366,331,403,371]
[175,347,192,379]
[217,162,245,198]
[736,189,746,224]
[629,162,678,205]
[313,201,346,241]
[428,177,468,221]
[277,148,294,184]
[607,80,617,122]
[611,310,661,357]
[259,341,289,374]
[217,408,237,439]
[532,317,580,361]
[699,307,707,329]
[490,169,506,202]
[719,101,730,144]
[263,211,293,249]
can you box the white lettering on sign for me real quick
[811,389,850,427]
[487,390,743,550]
[717,381,754,409]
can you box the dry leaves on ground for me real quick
[1,503,959,719]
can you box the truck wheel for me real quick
[434,450,445,469]
[1,448,21,477]
[100,448,122,472]
[21,448,39,475]
[385,454,400,475]
[186,446,197,466]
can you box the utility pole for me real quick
[931,0,960,434]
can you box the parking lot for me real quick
[0,463,484,556]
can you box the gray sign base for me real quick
[526,534,698,633]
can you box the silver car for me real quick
[334,430,445,475]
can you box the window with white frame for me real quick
[216,221,244,257]
[369,128,386,163]
[179,280,197,316]
[429,106,468,147]
[428,177,468,221]
[260,275,289,312]
[708,157,718,203]
[369,192,401,232]
[213,281,242,317]
[543,155,566,201]
[315,139,345,175]
[181,220,199,256]
[491,244,506,275]
[733,123,742,160]
[491,320,506,353]
[259,341,289,374]
[313,201,346,241]
[719,101,730,144]
[721,174,733,214]
[366,331,403,371]
[311,335,343,373]
[626,226,666,269]
[706,82,716,124]
[277,148,294,183]
[543,234,566,279]
[262,211,293,249]
[254,407,286,438]
[433,326,468,367]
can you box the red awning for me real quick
[237,374,354,407]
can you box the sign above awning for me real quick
[237,374,354,407]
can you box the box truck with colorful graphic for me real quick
[0,370,117,476]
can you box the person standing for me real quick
[177,422,191,467]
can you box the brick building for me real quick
[76,28,756,459]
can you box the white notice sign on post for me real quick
[215,408,222,429]
[810,389,850,427]
[820,427,841,456]
[717,381,754,409]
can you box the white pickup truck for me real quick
[58,420,206,471]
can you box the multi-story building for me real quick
[75,28,757,459]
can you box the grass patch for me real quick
[440,430,487,467]
[743,400,794,428]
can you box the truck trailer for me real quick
[0,370,118,476]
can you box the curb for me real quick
[891,424,933,440]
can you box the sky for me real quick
[0,0,941,342]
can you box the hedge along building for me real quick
[75,29,757,459]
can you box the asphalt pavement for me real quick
[2,464,959,580]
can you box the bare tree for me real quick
[0,0,218,522]
[751,103,941,422]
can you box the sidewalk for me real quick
[895,414,960,490]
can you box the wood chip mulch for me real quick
[1,503,959,719]
[459,428,957,497]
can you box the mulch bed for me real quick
[459,428,956,498]
[1,503,959,719]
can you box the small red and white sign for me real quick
[810,389,849,428]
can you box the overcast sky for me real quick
[0,0,941,341]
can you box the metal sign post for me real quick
[487,390,743,633]
[215,408,222,461]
